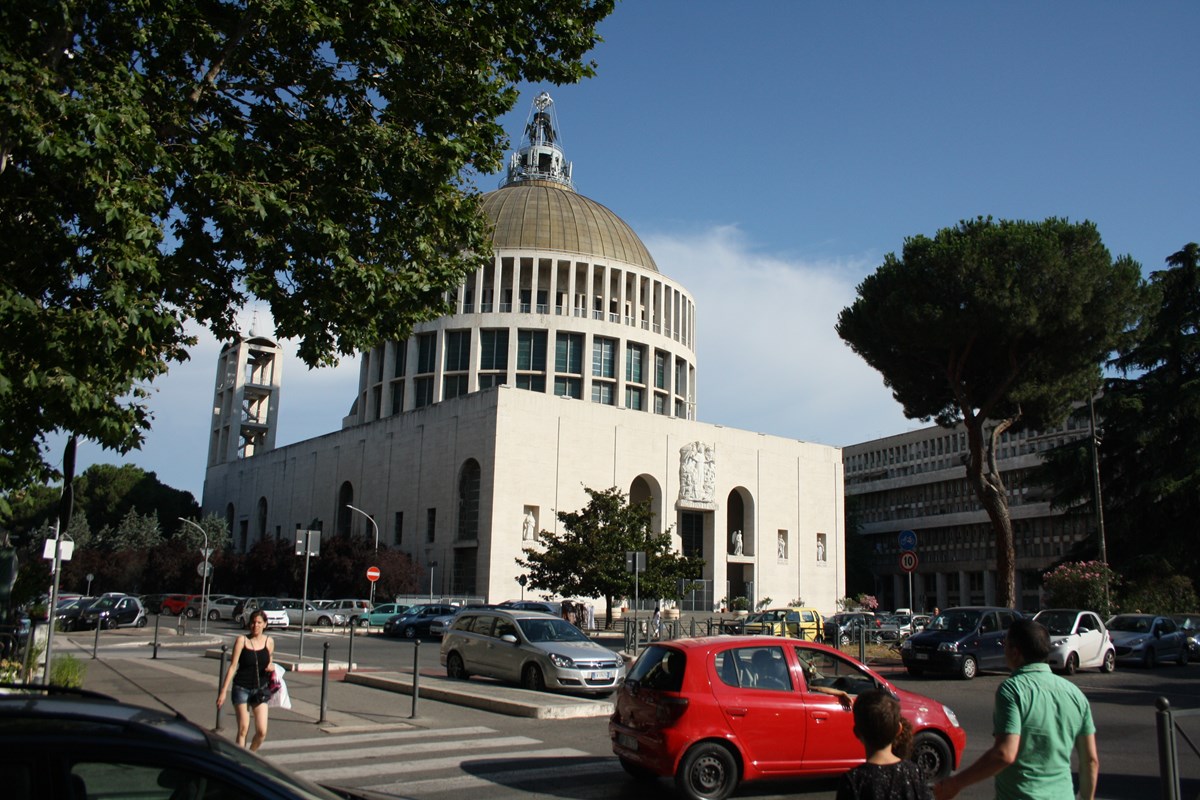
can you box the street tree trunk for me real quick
[963,416,1017,608]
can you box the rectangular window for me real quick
[592,337,616,378]
[516,374,546,392]
[414,376,434,408]
[626,343,645,384]
[426,508,436,543]
[554,376,582,398]
[555,332,583,374]
[393,511,403,545]
[655,350,668,389]
[674,357,687,396]
[444,330,470,372]
[394,343,407,377]
[591,381,615,405]
[625,386,644,410]
[416,333,436,374]
[517,330,547,371]
[443,374,468,399]
[390,381,404,414]
[480,329,509,371]
[478,373,506,389]
[654,392,668,415]
[681,512,703,559]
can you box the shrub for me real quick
[1121,574,1198,615]
[1042,561,1118,616]
[50,654,87,688]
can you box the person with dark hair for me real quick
[935,617,1098,800]
[216,609,276,750]
[836,689,931,800]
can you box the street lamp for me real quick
[345,504,380,607]
[178,518,212,635]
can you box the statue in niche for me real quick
[522,510,537,541]
[731,530,743,556]
[778,532,787,560]
[816,536,827,562]
[679,441,715,502]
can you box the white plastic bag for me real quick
[267,663,291,709]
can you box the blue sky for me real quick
[52,2,1200,500]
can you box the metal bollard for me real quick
[92,618,102,659]
[410,638,421,718]
[319,642,330,724]
[858,625,867,664]
[215,644,228,732]
[346,622,356,673]
[1157,696,1179,800]
[152,614,161,659]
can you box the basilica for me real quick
[201,93,845,613]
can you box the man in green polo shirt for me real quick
[934,617,1098,800]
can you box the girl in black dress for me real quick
[836,690,932,800]
[216,609,275,750]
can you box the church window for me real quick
[681,512,703,559]
[591,381,615,405]
[517,330,547,371]
[625,386,644,410]
[394,341,407,377]
[592,337,616,378]
[444,330,470,372]
[654,350,668,389]
[481,329,509,371]
[554,376,582,398]
[414,377,434,408]
[517,374,546,392]
[555,332,583,374]
[416,333,436,374]
[457,460,481,541]
[443,374,468,399]
[626,343,645,384]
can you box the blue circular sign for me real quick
[898,530,917,551]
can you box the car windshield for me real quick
[89,597,118,611]
[1035,611,1079,636]
[1108,616,1152,633]
[928,610,980,632]
[518,617,590,643]
[259,599,284,611]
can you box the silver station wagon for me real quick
[440,608,625,695]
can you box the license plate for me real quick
[590,670,614,681]
[914,653,929,660]
[617,733,639,751]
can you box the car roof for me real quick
[0,688,213,747]
[638,635,848,656]
[464,608,561,621]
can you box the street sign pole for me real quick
[295,530,321,664]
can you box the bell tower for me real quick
[207,319,282,466]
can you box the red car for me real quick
[609,636,966,800]
[159,594,197,616]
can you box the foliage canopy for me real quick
[0,0,614,495]
[837,217,1144,606]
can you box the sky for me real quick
[49,2,1200,500]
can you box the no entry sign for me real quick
[366,566,381,582]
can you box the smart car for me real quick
[76,595,147,630]
[609,636,966,799]
[1032,608,1116,674]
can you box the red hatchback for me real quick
[609,636,966,800]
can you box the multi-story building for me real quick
[843,416,1094,612]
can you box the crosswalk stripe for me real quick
[363,758,617,796]
[259,726,496,751]
[269,735,538,767]
[295,748,585,786]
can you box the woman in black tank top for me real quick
[217,609,275,750]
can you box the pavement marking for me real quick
[261,726,496,751]
[363,758,616,796]
[288,739,551,782]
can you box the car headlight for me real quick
[1052,637,1069,647]
[1130,637,1146,648]
[548,653,575,668]
[938,641,960,653]
[943,704,961,728]
[900,639,913,651]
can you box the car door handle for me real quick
[726,707,748,717]
[812,711,832,722]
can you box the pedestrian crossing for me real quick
[259,725,624,798]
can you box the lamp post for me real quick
[428,561,438,601]
[179,518,212,635]
[345,504,380,607]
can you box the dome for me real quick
[481,183,658,273]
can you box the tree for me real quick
[0,0,616,495]
[516,487,705,629]
[837,217,1144,607]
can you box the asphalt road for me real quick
[69,621,1200,800]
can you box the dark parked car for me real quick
[823,612,891,645]
[76,595,147,630]
[383,604,457,638]
[900,606,1022,679]
[609,636,966,799]
[0,686,398,799]
[53,597,98,631]
[1171,613,1200,657]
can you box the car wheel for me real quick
[404,625,418,639]
[521,663,546,692]
[905,665,925,677]
[1064,653,1079,675]
[1179,645,1189,667]
[872,632,884,645]
[912,732,954,781]
[1144,647,1156,669]
[1101,649,1116,673]
[186,608,198,619]
[208,610,220,621]
[839,633,850,647]
[959,655,978,680]
[356,617,369,627]
[317,615,332,626]
[675,742,739,800]
[446,652,470,680]
[619,756,656,781]
[135,616,147,628]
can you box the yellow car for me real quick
[742,607,825,642]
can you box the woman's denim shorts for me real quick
[231,685,255,706]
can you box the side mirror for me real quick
[501,634,519,644]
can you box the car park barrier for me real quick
[1157,696,1200,800]
[410,638,421,719]
[152,614,162,659]
[91,618,102,659]
[346,622,355,671]
[319,642,330,724]
[216,644,228,732]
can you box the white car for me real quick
[238,597,289,630]
[1034,608,1115,674]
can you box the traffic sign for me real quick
[898,530,917,551]
[197,561,212,577]
[899,551,919,573]
[366,566,380,583]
